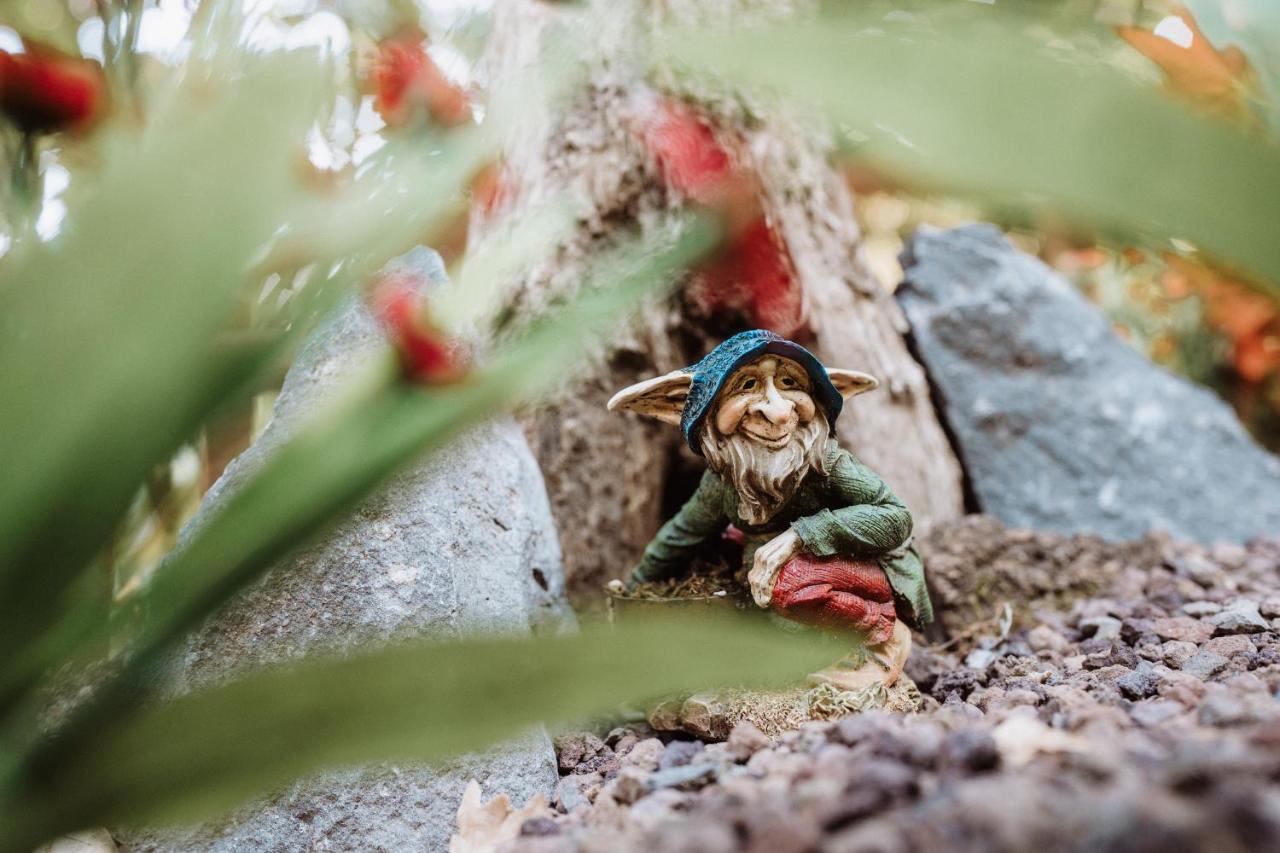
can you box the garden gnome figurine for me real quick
[608,330,933,691]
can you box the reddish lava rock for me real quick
[0,44,104,134]
[771,553,896,643]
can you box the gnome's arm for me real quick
[631,470,729,585]
[791,450,912,558]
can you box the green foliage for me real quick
[3,2,1280,850]
[5,612,828,849]
[0,19,726,850]
[658,5,1280,297]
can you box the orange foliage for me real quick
[1117,6,1256,121]
[1163,255,1280,383]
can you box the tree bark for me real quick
[471,0,964,604]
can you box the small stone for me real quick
[1129,698,1184,727]
[1136,643,1164,662]
[1182,650,1230,680]
[1090,664,1135,686]
[645,763,717,791]
[555,772,602,812]
[646,699,683,732]
[658,740,705,770]
[1210,601,1269,635]
[726,721,771,761]
[1080,616,1123,641]
[1157,669,1208,707]
[678,693,733,741]
[833,712,888,745]
[1152,617,1214,644]
[1260,597,1280,619]
[1196,688,1277,727]
[1182,601,1222,617]
[932,668,980,700]
[939,729,1000,774]
[936,694,984,723]
[1169,552,1225,588]
[1120,618,1155,643]
[520,817,561,837]
[1210,542,1248,570]
[1202,635,1257,658]
[1115,663,1162,700]
[610,767,649,805]
[620,738,665,772]
[1161,640,1199,669]
[1026,624,1070,654]
[552,727,606,768]
[1083,644,1139,670]
[626,789,689,831]
[965,648,997,670]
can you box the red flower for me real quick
[687,215,807,339]
[642,100,735,204]
[0,44,104,134]
[640,100,807,338]
[371,33,469,129]
[368,273,468,384]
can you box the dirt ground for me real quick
[501,516,1280,852]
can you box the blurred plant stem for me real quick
[4,129,40,239]
[95,0,146,121]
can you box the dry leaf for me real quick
[1117,6,1255,120]
[449,779,553,853]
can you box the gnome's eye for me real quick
[780,376,796,388]
[740,378,757,391]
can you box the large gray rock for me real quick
[123,248,570,852]
[897,224,1280,544]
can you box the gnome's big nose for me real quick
[754,383,795,425]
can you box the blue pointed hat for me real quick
[681,329,843,455]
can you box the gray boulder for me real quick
[897,224,1280,544]
[122,248,570,852]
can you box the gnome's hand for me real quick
[749,529,802,608]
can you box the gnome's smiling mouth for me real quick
[741,425,792,448]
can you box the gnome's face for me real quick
[698,355,830,524]
[711,356,817,450]
[608,332,879,526]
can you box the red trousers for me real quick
[770,553,897,645]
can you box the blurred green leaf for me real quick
[0,1,81,55]
[0,58,496,707]
[5,217,717,809]
[125,218,714,678]
[0,52,326,686]
[4,611,830,851]
[658,10,1280,296]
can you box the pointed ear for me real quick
[826,368,879,400]
[607,370,693,426]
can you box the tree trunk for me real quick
[471,0,964,605]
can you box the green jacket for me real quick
[632,440,933,628]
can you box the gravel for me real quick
[522,516,1280,852]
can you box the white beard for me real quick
[700,412,830,526]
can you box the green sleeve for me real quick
[791,450,912,558]
[631,471,728,584]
